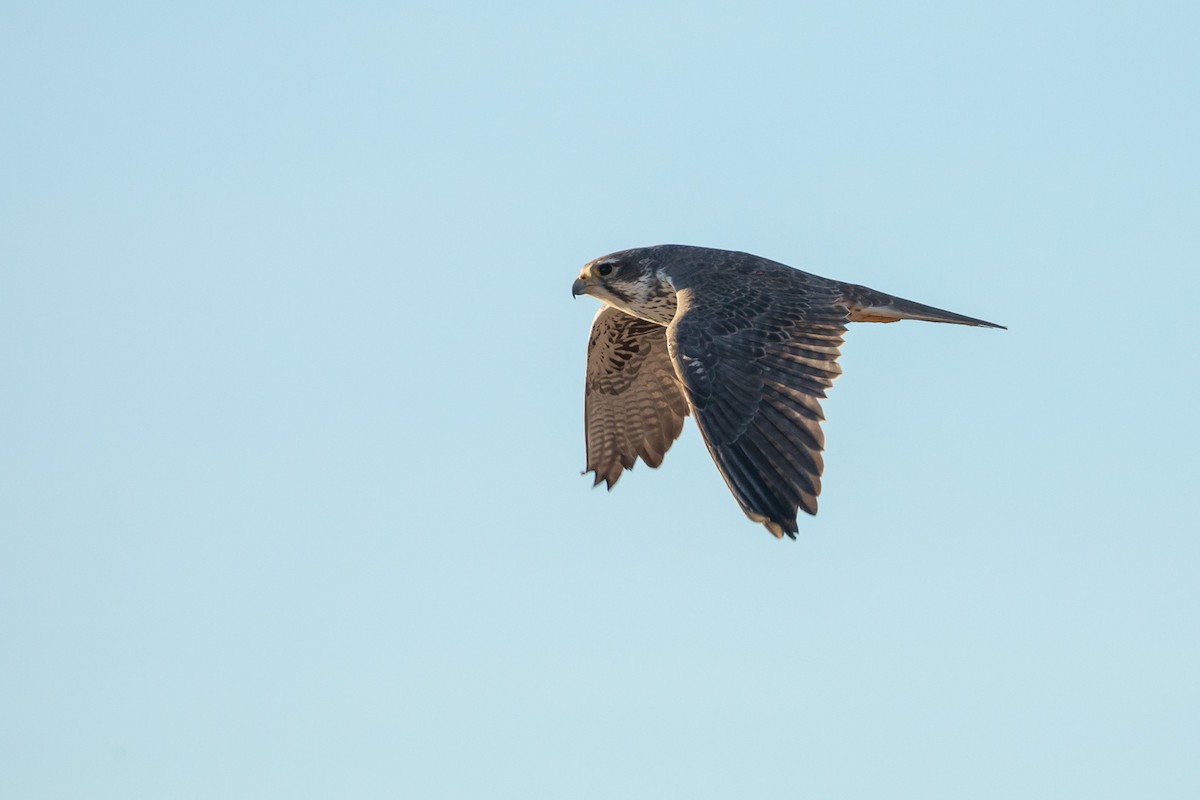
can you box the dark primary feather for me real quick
[664,264,848,539]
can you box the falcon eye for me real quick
[596,263,613,277]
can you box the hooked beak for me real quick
[571,277,587,298]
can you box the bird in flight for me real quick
[573,244,1003,539]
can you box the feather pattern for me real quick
[666,273,849,539]
[584,306,689,489]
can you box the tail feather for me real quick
[843,283,1005,329]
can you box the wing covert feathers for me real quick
[665,273,848,540]
[584,307,689,489]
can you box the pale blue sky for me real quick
[3,2,1198,798]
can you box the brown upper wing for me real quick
[584,306,690,489]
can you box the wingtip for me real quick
[582,468,620,491]
[763,520,799,540]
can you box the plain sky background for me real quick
[3,2,1198,798]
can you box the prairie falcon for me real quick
[573,244,1003,539]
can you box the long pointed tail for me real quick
[842,283,1006,329]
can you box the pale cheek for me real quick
[592,286,628,309]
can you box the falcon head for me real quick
[571,249,677,325]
